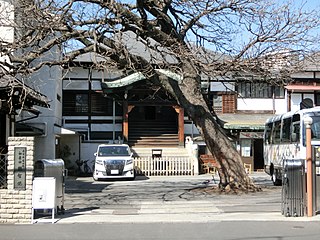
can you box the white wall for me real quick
[64,67,89,79]
[64,65,122,81]
[237,98,287,114]
[184,122,200,137]
[210,82,235,91]
[0,0,14,44]
[81,142,101,162]
[291,72,314,79]
[291,94,302,111]
[20,48,63,159]
[28,65,63,160]
[0,0,14,67]
[91,123,122,132]
[290,93,315,112]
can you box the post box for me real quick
[34,159,65,214]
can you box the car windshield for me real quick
[98,146,130,157]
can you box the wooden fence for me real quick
[134,157,194,176]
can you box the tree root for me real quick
[192,182,262,195]
[219,182,262,194]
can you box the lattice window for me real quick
[212,95,222,113]
[238,82,284,99]
[211,93,236,113]
[63,90,116,116]
[0,154,7,189]
[222,94,236,113]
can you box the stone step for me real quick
[131,147,190,157]
[129,120,179,147]
[129,134,179,139]
[129,135,179,147]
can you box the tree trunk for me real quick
[159,63,258,192]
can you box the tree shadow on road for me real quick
[65,177,111,194]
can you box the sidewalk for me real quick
[55,201,320,224]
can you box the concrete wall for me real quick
[81,142,101,165]
[16,51,63,160]
[0,0,14,69]
[0,0,14,44]
[23,60,63,160]
[237,98,287,114]
[0,137,35,223]
[291,93,315,112]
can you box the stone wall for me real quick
[0,137,35,223]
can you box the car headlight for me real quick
[96,159,104,165]
[126,159,133,165]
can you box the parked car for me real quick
[92,144,135,181]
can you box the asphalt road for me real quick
[1,221,320,240]
[56,172,284,223]
[2,173,320,240]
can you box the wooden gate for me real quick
[134,157,194,176]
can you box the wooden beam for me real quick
[173,106,184,146]
[178,107,184,146]
[123,101,128,142]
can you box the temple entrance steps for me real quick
[128,120,179,147]
[131,147,190,158]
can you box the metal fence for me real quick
[281,159,306,217]
[134,157,194,176]
[0,154,7,189]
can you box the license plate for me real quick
[111,169,119,174]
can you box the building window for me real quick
[75,94,89,113]
[274,85,285,98]
[63,91,116,116]
[0,153,7,189]
[272,120,281,144]
[91,92,112,115]
[63,91,89,115]
[281,117,291,143]
[210,93,236,113]
[238,82,284,99]
[241,139,252,157]
[212,95,222,112]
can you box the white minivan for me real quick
[93,144,135,181]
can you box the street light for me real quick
[304,116,313,217]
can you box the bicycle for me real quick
[75,159,92,176]
[82,160,92,174]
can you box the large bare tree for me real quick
[1,0,320,191]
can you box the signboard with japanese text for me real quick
[13,147,26,190]
[32,177,56,209]
[240,132,264,139]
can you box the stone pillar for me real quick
[185,136,199,175]
[0,137,35,223]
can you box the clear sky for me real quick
[301,0,320,10]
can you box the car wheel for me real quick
[272,172,282,186]
[93,175,99,181]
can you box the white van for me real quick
[92,144,135,181]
